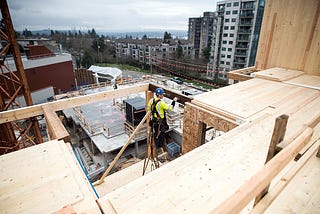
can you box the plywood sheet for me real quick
[264,140,320,213]
[254,68,304,82]
[98,114,278,213]
[0,140,101,214]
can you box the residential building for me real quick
[209,0,265,79]
[115,38,195,64]
[188,12,218,58]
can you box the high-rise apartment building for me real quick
[209,0,265,79]
[188,12,217,58]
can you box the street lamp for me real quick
[97,45,100,63]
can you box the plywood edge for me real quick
[191,100,245,122]
[97,197,118,214]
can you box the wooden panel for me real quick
[95,160,155,197]
[254,67,304,82]
[0,140,101,213]
[0,83,149,123]
[255,0,320,75]
[97,113,279,213]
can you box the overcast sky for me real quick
[8,0,218,32]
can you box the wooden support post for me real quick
[42,104,70,142]
[197,122,207,146]
[94,111,151,186]
[212,127,313,214]
[254,114,289,205]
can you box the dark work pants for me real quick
[153,123,165,148]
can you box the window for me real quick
[221,54,226,58]
[229,41,233,45]
[225,19,230,22]
[228,48,232,51]
[232,10,238,14]
[233,2,239,6]
[220,61,225,64]
[224,26,229,30]
[227,3,231,7]
[232,18,236,22]
[230,33,234,37]
[226,62,231,65]
[223,33,228,37]
[223,40,227,44]
[226,11,231,15]
[222,47,226,51]
[227,55,231,58]
[230,26,235,30]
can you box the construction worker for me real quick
[147,87,177,149]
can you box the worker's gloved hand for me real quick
[173,97,178,102]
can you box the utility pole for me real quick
[149,46,152,74]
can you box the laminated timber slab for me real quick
[0,83,149,124]
[255,0,320,75]
[284,74,320,90]
[97,113,280,213]
[0,140,101,213]
[192,78,318,120]
[95,160,159,197]
[253,67,304,82]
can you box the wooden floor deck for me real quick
[0,140,101,213]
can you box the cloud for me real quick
[7,0,217,31]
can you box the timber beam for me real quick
[0,83,149,124]
[227,66,256,82]
[149,83,192,104]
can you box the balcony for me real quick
[240,6,255,10]
[238,29,252,34]
[237,36,250,42]
[240,12,254,18]
[239,21,253,26]
[236,44,249,49]
[234,52,247,57]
